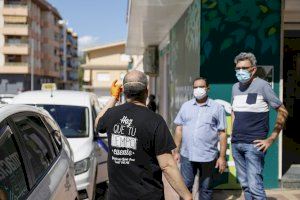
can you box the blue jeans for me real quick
[180,156,215,200]
[232,143,267,200]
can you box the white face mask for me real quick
[193,87,207,100]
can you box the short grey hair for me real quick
[123,70,148,101]
[234,52,257,66]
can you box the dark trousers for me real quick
[180,156,215,200]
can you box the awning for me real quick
[126,0,193,55]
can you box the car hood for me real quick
[67,137,94,163]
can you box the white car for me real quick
[12,91,108,200]
[0,104,78,200]
[0,94,16,104]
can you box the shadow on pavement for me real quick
[212,190,243,200]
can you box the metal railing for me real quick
[4,62,28,66]
[5,42,28,46]
[4,24,28,28]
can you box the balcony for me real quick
[1,24,29,36]
[4,62,28,67]
[0,62,29,74]
[2,5,28,16]
[1,43,29,55]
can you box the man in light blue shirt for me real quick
[173,77,227,200]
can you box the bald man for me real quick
[95,70,192,200]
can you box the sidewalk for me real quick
[213,189,300,200]
[163,176,300,200]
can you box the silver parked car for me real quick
[0,104,79,200]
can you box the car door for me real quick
[10,112,78,200]
[42,115,78,200]
[91,96,108,184]
[0,120,29,200]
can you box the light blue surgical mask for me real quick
[235,69,251,83]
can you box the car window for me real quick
[0,123,29,199]
[43,116,62,152]
[12,115,56,184]
[92,105,97,124]
[36,105,89,138]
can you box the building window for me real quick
[97,73,111,82]
[6,55,22,62]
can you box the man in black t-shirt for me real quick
[95,70,192,200]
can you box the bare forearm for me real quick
[219,131,227,158]
[158,154,191,200]
[269,105,288,141]
[94,97,118,127]
[174,126,182,153]
[231,111,235,131]
[163,166,191,199]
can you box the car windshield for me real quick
[37,104,89,138]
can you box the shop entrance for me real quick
[282,30,300,177]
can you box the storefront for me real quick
[127,0,299,189]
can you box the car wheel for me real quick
[95,182,108,200]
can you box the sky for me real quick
[47,0,128,52]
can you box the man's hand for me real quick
[173,151,180,163]
[254,138,274,153]
[111,80,122,100]
[183,194,193,200]
[215,157,226,174]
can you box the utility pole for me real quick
[62,21,67,84]
[30,38,34,90]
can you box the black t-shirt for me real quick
[97,103,176,200]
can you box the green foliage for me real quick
[200,0,281,60]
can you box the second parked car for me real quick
[0,104,78,200]
[12,90,108,200]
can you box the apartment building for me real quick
[81,41,128,97]
[57,21,79,90]
[0,0,78,93]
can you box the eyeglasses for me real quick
[193,86,206,89]
[235,66,252,71]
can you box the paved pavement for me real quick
[163,176,300,200]
[213,189,300,200]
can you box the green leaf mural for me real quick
[230,29,246,43]
[245,35,256,50]
[204,41,212,58]
[220,38,233,52]
[208,1,217,9]
[259,5,269,13]
[268,27,277,36]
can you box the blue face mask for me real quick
[235,69,251,83]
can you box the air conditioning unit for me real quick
[143,46,158,76]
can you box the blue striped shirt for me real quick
[174,98,226,162]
